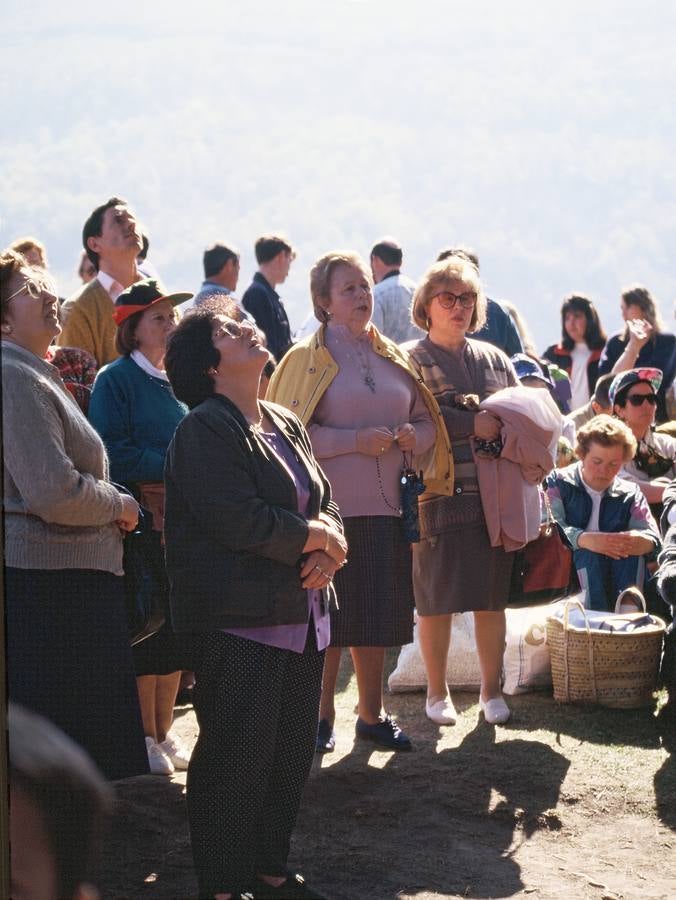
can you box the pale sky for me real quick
[3,0,675,347]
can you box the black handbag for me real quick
[400,459,426,543]
[122,505,168,646]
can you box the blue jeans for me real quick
[573,549,645,611]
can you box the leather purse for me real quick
[509,492,574,607]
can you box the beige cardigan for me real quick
[58,278,119,367]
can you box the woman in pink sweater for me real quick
[268,251,445,753]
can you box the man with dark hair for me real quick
[192,241,240,306]
[569,372,614,431]
[369,237,424,344]
[241,234,295,360]
[436,246,523,357]
[58,197,145,366]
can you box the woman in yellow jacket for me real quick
[268,250,452,753]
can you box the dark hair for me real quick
[370,240,402,268]
[263,357,277,380]
[560,294,606,351]
[9,703,111,899]
[82,196,127,269]
[138,233,150,262]
[592,372,615,408]
[115,310,144,356]
[436,245,480,269]
[165,309,221,409]
[254,234,293,265]
[621,284,662,335]
[203,242,239,278]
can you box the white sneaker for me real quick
[425,696,457,725]
[479,696,511,725]
[145,736,174,775]
[158,734,191,770]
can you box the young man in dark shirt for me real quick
[242,234,296,361]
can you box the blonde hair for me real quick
[8,236,47,268]
[411,257,487,332]
[309,250,372,324]
[575,414,637,461]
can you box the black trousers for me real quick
[5,567,148,780]
[185,628,324,898]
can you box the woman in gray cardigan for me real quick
[164,308,346,900]
[1,249,147,780]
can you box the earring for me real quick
[1,324,12,334]
[425,317,431,330]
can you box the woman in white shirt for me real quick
[543,294,607,411]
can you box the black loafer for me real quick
[355,714,412,751]
[253,872,327,899]
[315,718,335,754]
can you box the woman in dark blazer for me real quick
[164,308,346,900]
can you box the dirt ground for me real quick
[100,653,676,900]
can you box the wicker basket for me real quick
[546,598,665,708]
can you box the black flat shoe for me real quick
[355,714,412,751]
[253,872,327,899]
[315,718,335,754]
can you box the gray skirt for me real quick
[331,516,415,647]
[413,494,515,615]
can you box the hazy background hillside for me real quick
[3,0,675,349]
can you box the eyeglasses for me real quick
[626,394,657,407]
[4,279,45,303]
[432,290,477,310]
[212,320,255,340]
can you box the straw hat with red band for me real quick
[113,278,193,325]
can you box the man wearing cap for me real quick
[59,197,147,367]
[369,238,424,344]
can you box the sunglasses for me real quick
[432,290,477,310]
[626,394,657,407]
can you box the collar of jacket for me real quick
[559,460,628,499]
[290,322,425,421]
[267,324,454,494]
[551,344,603,363]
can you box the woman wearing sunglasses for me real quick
[1,250,147,780]
[407,255,520,726]
[610,368,676,514]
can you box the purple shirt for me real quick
[224,426,331,652]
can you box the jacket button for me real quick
[308,367,315,373]
[291,399,299,406]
